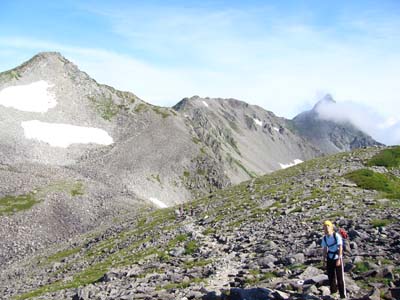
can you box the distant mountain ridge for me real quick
[0,52,383,264]
[0,52,383,200]
[0,53,383,201]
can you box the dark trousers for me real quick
[327,257,345,298]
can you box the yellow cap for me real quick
[323,220,333,227]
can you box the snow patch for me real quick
[202,101,209,107]
[0,81,57,112]
[149,197,168,208]
[279,159,303,169]
[273,127,280,132]
[253,118,262,126]
[21,120,113,148]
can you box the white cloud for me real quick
[81,4,400,119]
[315,101,400,145]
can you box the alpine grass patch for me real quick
[88,94,119,121]
[367,146,400,168]
[344,169,400,199]
[371,218,393,228]
[0,193,39,216]
[354,261,371,273]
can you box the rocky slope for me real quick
[291,94,382,154]
[1,146,399,300]
[174,97,319,185]
[0,161,145,266]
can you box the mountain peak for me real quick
[35,51,65,59]
[312,93,336,111]
[22,51,69,67]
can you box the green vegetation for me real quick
[184,240,199,255]
[245,270,277,285]
[197,168,206,176]
[175,234,188,243]
[367,146,400,168]
[15,262,108,300]
[344,169,400,199]
[113,89,136,104]
[0,193,38,216]
[148,174,161,184]
[202,227,216,235]
[0,181,86,217]
[152,107,170,118]
[134,103,148,113]
[227,136,241,156]
[160,278,204,290]
[70,182,84,196]
[183,259,212,269]
[88,94,120,121]
[0,69,21,81]
[371,218,393,228]
[43,181,86,198]
[234,159,257,178]
[192,137,201,144]
[354,261,371,273]
[45,247,81,264]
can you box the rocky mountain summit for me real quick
[291,94,382,154]
[1,146,399,300]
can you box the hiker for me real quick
[321,220,346,299]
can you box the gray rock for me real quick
[229,288,273,300]
[257,255,278,268]
[299,266,323,280]
[170,247,186,257]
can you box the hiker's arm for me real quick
[322,247,327,267]
[336,244,343,267]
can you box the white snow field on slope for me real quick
[273,126,280,132]
[202,100,209,107]
[253,118,262,126]
[149,197,168,208]
[279,159,303,169]
[0,81,57,112]
[21,120,114,148]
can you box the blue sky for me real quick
[1,0,400,143]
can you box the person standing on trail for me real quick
[321,220,346,299]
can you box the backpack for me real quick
[323,229,351,257]
[338,228,351,256]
